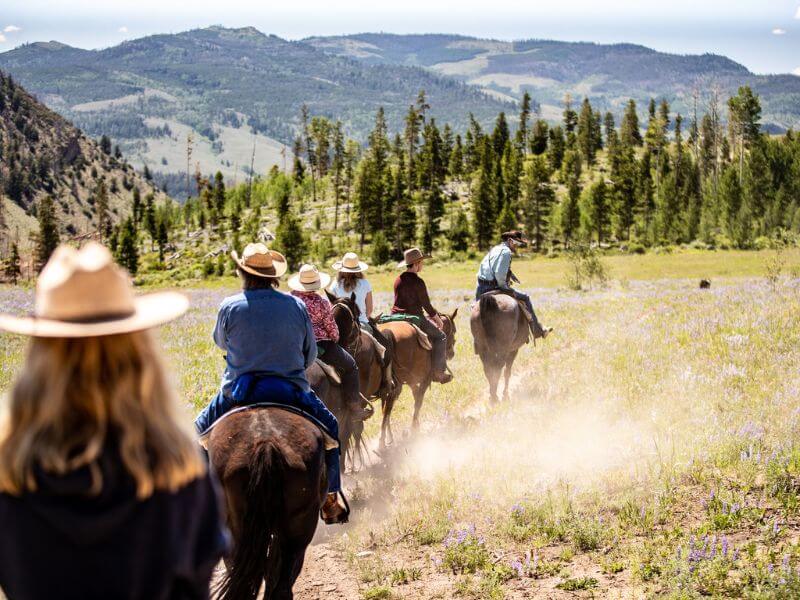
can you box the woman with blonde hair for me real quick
[0,243,228,600]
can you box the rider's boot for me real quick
[530,320,553,340]
[321,492,349,524]
[431,337,453,384]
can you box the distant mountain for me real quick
[0,71,164,251]
[305,34,800,130]
[0,27,510,189]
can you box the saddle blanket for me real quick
[377,314,433,350]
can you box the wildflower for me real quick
[510,559,524,578]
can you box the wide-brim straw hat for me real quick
[232,242,287,278]
[0,242,188,338]
[331,252,368,273]
[288,264,331,292]
[397,247,432,269]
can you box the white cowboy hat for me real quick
[331,252,368,273]
[0,242,188,338]
[397,247,432,269]
[288,264,331,292]
[231,242,288,278]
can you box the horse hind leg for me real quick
[411,383,429,431]
[481,354,501,404]
[502,350,519,402]
[379,391,397,450]
[267,545,306,600]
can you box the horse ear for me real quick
[325,289,337,303]
[451,307,459,320]
[350,292,357,303]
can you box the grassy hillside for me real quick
[0,27,510,193]
[0,71,166,261]
[306,34,800,131]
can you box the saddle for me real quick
[198,403,339,451]
[377,314,432,351]
[481,290,533,323]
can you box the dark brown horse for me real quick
[470,293,529,403]
[377,311,458,449]
[208,408,326,600]
[327,293,386,468]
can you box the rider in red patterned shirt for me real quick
[290,264,364,418]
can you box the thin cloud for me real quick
[118,26,129,33]
[3,25,21,33]
[794,67,800,76]
[773,28,787,35]
[0,34,6,44]
[796,6,800,19]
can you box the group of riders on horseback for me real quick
[194,228,552,526]
[0,228,552,599]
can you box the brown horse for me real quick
[327,293,386,468]
[377,311,458,449]
[208,408,326,600]
[470,292,529,403]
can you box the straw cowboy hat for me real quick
[0,242,188,338]
[398,247,431,269]
[288,264,331,292]
[331,252,368,273]
[231,242,287,278]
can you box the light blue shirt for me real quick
[477,243,513,289]
[214,288,317,397]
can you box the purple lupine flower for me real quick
[510,559,524,578]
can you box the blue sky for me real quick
[1,0,799,74]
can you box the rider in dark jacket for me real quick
[391,248,452,384]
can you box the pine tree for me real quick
[132,186,142,225]
[35,196,60,271]
[331,121,345,229]
[94,180,112,239]
[560,179,582,246]
[611,146,638,240]
[274,210,306,270]
[620,99,643,147]
[115,218,139,274]
[517,91,532,152]
[404,104,421,191]
[99,135,112,155]
[523,155,555,251]
[530,119,549,155]
[157,220,168,262]
[214,171,226,213]
[143,193,157,249]
[449,210,471,252]
[548,126,566,172]
[581,179,609,244]
[472,138,497,250]
[577,98,598,166]
[728,86,762,181]
[4,242,21,284]
[301,104,317,202]
[449,134,464,180]
[310,116,332,179]
[292,136,306,183]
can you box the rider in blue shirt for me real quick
[195,243,348,524]
[476,231,552,340]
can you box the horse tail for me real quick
[478,293,500,344]
[218,441,285,600]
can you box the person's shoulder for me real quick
[219,292,246,310]
[360,278,372,292]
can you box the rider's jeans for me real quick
[195,377,341,493]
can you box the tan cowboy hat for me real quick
[331,252,368,273]
[288,264,331,292]
[0,242,188,338]
[398,247,431,269]
[231,242,288,278]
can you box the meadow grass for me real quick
[3,249,800,597]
